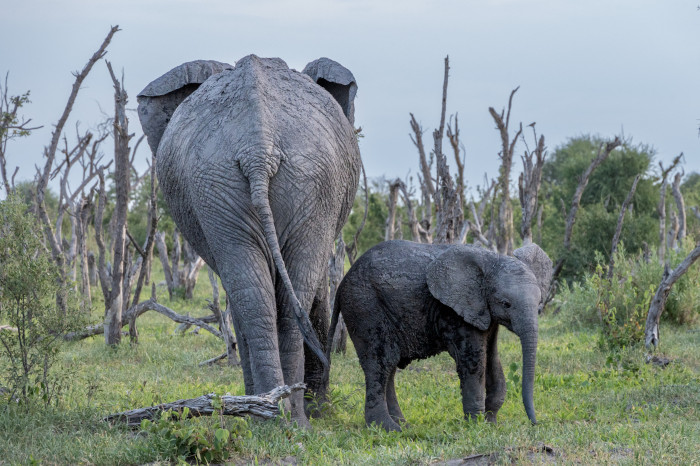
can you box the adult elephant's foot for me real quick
[291,413,312,430]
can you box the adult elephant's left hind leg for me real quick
[304,267,331,417]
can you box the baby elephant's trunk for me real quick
[519,330,538,424]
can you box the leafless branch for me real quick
[607,174,641,279]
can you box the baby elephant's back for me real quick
[338,240,447,330]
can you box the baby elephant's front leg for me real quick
[448,329,488,420]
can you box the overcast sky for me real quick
[2,0,698,197]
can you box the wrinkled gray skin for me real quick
[137,55,361,427]
[328,240,552,432]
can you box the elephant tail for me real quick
[248,171,329,369]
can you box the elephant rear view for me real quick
[138,55,361,427]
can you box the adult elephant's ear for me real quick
[427,245,491,331]
[137,60,233,154]
[513,243,553,305]
[302,58,358,125]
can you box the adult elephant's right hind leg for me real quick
[212,243,286,401]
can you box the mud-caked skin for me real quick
[330,240,552,432]
[138,56,361,428]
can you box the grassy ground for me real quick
[1,265,699,465]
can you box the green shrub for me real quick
[0,195,85,408]
[140,406,251,464]
[555,243,700,349]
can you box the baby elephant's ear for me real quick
[137,60,233,155]
[426,245,491,331]
[513,243,553,304]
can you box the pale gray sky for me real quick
[2,0,698,195]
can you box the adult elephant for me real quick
[137,55,361,427]
[328,241,552,431]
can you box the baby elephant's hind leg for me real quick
[386,367,407,424]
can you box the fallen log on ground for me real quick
[105,383,305,427]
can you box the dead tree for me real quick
[76,194,93,309]
[34,26,119,314]
[155,229,205,300]
[205,268,239,366]
[546,136,622,305]
[431,57,463,244]
[671,171,686,249]
[645,242,700,349]
[385,179,402,241]
[607,174,641,279]
[328,233,348,353]
[398,180,427,243]
[518,124,546,245]
[409,113,435,237]
[103,60,132,346]
[105,383,305,427]
[0,73,42,194]
[488,87,522,254]
[657,154,683,263]
[127,153,159,343]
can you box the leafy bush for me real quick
[555,243,700,349]
[0,196,85,407]
[140,406,251,464]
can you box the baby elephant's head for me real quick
[426,243,552,424]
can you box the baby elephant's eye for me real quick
[502,300,512,309]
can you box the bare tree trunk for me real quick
[182,250,205,300]
[329,233,347,353]
[171,229,182,290]
[667,211,679,253]
[104,61,132,346]
[385,179,401,241]
[410,113,434,234]
[536,204,544,245]
[657,155,683,263]
[518,126,546,246]
[154,231,174,300]
[607,174,640,279]
[432,56,462,244]
[87,251,97,286]
[671,171,686,249]
[76,195,92,310]
[398,181,425,243]
[645,242,700,349]
[208,268,239,366]
[489,88,523,254]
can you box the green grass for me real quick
[1,265,699,464]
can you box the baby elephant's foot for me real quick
[486,411,498,423]
[464,411,485,422]
[366,409,402,432]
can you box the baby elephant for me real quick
[327,240,552,432]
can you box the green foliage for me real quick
[140,406,248,464]
[556,245,700,349]
[540,135,659,283]
[0,196,85,407]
